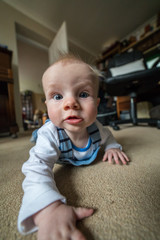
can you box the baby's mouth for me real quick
[67,116,79,119]
[65,116,83,124]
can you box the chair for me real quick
[102,50,160,130]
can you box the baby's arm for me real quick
[18,123,93,238]
[102,148,129,165]
[33,201,94,240]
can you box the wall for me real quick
[17,38,49,114]
[0,1,54,132]
[102,15,158,51]
[0,1,95,132]
[49,21,69,64]
[17,39,48,94]
[122,15,157,42]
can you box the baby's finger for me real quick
[74,207,94,220]
[121,151,130,162]
[113,152,121,164]
[107,152,114,164]
[71,228,86,240]
[102,154,107,162]
[117,153,127,165]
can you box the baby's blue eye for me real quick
[53,94,63,100]
[79,92,89,98]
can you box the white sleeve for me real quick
[96,120,122,151]
[18,123,66,235]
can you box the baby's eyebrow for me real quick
[45,84,62,95]
[47,82,61,90]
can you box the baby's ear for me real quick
[97,98,100,106]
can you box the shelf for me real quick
[96,26,160,70]
[121,26,160,53]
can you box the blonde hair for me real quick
[51,53,101,79]
[43,53,101,95]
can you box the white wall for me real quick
[102,15,158,51]
[122,15,157,41]
[0,1,54,132]
[0,1,95,132]
[17,39,49,94]
[49,21,68,64]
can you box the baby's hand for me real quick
[102,148,129,165]
[33,201,94,240]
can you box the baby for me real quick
[18,55,129,240]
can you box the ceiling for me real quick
[2,0,160,56]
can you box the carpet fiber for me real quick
[0,125,160,240]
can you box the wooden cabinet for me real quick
[0,47,18,136]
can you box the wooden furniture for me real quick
[116,96,131,119]
[0,47,18,136]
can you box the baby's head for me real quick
[42,54,100,131]
[42,54,100,96]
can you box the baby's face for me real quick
[43,61,100,134]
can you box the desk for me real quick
[116,96,131,119]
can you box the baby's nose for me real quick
[63,97,80,110]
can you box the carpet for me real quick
[0,125,160,240]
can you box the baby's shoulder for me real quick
[39,120,56,131]
[38,121,59,143]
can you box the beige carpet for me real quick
[0,125,160,240]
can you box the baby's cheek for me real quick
[87,105,97,119]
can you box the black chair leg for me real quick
[130,97,137,125]
[109,122,120,130]
[109,95,160,130]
